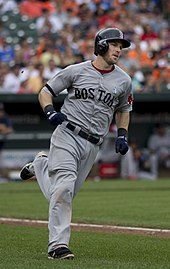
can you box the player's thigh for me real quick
[48,144,78,198]
[73,143,99,197]
[48,143,78,174]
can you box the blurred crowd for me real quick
[0,0,170,94]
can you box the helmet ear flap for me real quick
[94,30,109,56]
[96,40,109,55]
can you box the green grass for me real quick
[0,224,170,269]
[0,179,170,269]
[73,179,170,228]
[0,179,170,228]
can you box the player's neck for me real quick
[92,58,115,72]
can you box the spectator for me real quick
[0,75,5,92]
[2,64,22,93]
[0,37,15,63]
[62,0,79,17]
[158,28,170,51]
[18,79,33,94]
[28,62,44,93]
[20,60,44,93]
[15,37,34,65]
[0,0,18,14]
[0,62,8,93]
[19,0,56,18]
[77,3,98,34]
[69,28,83,55]
[120,139,139,180]
[131,67,145,93]
[74,53,85,64]
[80,39,96,61]
[0,20,10,39]
[39,43,61,67]
[97,8,117,29]
[141,24,158,42]
[121,138,158,180]
[36,8,63,35]
[60,47,76,68]
[118,50,140,72]
[147,123,170,174]
[0,102,13,173]
[43,59,62,80]
[144,71,160,93]
[127,34,154,69]
[62,7,80,27]
[140,24,159,52]
[158,67,170,92]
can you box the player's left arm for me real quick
[114,79,133,155]
[115,111,130,131]
[114,111,130,155]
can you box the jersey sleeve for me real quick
[44,65,74,96]
[115,78,133,112]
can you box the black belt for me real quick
[66,123,100,145]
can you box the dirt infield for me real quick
[0,217,170,238]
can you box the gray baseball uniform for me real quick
[33,60,133,252]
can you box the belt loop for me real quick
[73,126,81,136]
[96,137,103,146]
[62,121,68,128]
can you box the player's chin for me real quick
[108,56,118,65]
[112,55,119,63]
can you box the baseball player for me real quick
[20,28,133,260]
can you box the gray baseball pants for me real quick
[33,123,99,253]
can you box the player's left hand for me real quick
[115,136,129,155]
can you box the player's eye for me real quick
[110,42,122,50]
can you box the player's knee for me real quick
[49,168,76,199]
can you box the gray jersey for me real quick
[44,60,133,137]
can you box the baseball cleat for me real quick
[20,151,47,180]
[20,162,35,180]
[48,247,74,260]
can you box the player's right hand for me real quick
[44,105,67,126]
[47,110,67,126]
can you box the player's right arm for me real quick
[38,88,53,111]
[38,87,67,126]
[38,64,75,126]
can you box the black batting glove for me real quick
[115,128,129,155]
[44,105,67,126]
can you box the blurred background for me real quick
[0,0,169,181]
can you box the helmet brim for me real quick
[107,38,131,48]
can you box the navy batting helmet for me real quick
[94,28,131,56]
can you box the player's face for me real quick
[103,41,123,65]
